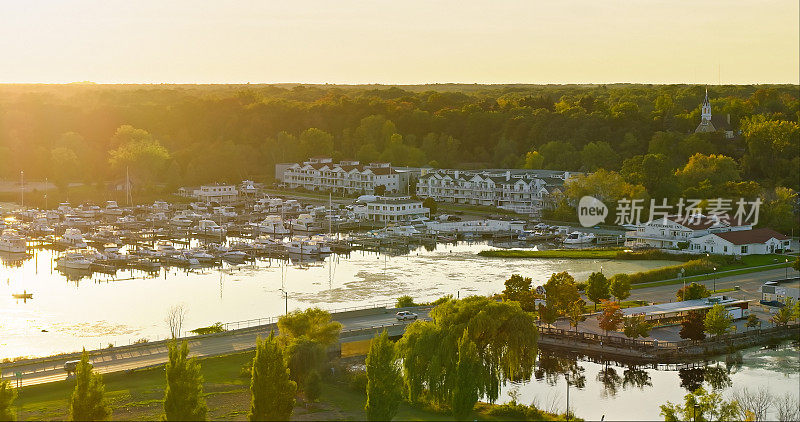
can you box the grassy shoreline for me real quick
[12,350,569,421]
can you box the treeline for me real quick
[1,84,797,230]
[0,84,796,184]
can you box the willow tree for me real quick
[451,332,481,420]
[397,296,538,407]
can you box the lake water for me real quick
[0,241,676,359]
[501,342,800,421]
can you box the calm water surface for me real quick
[1,241,675,359]
[501,342,800,421]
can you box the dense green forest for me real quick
[0,83,797,230]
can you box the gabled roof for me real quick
[712,228,789,245]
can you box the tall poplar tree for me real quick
[365,330,402,421]
[249,333,296,421]
[164,341,207,421]
[0,370,17,422]
[69,350,111,421]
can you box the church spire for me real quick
[701,86,711,122]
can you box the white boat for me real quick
[56,228,88,248]
[170,215,193,227]
[213,206,237,218]
[256,215,290,235]
[56,252,93,270]
[187,248,216,263]
[156,242,179,256]
[151,201,170,211]
[76,204,101,219]
[384,225,421,237]
[57,202,73,214]
[285,238,319,255]
[221,250,248,261]
[0,229,26,253]
[563,231,596,244]
[291,214,319,232]
[103,201,124,216]
[196,220,226,237]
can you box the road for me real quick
[627,267,799,303]
[1,307,430,388]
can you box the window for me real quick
[741,246,748,254]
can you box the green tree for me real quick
[69,350,111,421]
[580,141,620,171]
[304,371,322,402]
[365,330,402,421]
[609,273,632,301]
[679,310,707,341]
[677,282,711,301]
[277,308,343,347]
[397,297,538,406]
[597,301,624,335]
[522,150,544,169]
[567,299,587,332]
[107,125,170,187]
[502,274,537,311]
[451,332,481,421]
[745,313,760,330]
[396,295,416,308]
[422,197,437,214]
[164,341,207,421]
[675,153,741,198]
[543,271,580,314]
[585,272,610,310]
[622,315,652,339]
[298,128,334,159]
[770,298,795,326]
[50,147,79,190]
[660,387,741,422]
[704,304,733,337]
[249,333,296,421]
[284,337,326,391]
[537,302,558,326]
[0,370,16,422]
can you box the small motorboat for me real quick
[12,290,33,300]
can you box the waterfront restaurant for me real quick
[622,296,750,325]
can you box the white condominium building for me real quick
[278,157,406,195]
[365,196,430,223]
[415,169,572,216]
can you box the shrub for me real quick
[348,370,368,393]
[396,295,417,308]
[189,322,225,335]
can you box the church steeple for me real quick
[701,87,712,122]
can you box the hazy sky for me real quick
[1,0,798,84]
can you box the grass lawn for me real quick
[479,248,624,259]
[11,351,565,421]
[631,259,794,290]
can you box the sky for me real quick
[0,0,798,85]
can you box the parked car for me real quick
[64,359,92,375]
[396,311,418,321]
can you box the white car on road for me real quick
[395,311,418,321]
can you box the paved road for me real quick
[1,307,430,388]
[628,267,799,303]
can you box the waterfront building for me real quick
[688,227,791,255]
[364,195,429,223]
[623,296,750,324]
[759,279,800,305]
[277,157,408,195]
[415,169,573,216]
[183,184,239,203]
[625,214,751,249]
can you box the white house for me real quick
[365,196,429,223]
[279,158,404,195]
[688,228,791,255]
[415,169,569,216]
[625,215,750,249]
[193,184,239,203]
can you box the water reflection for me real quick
[506,343,799,421]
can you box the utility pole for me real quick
[20,170,24,209]
[279,288,288,315]
[565,375,570,421]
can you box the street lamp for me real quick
[278,288,288,315]
[680,268,686,297]
[565,374,570,422]
[713,267,717,294]
[786,258,789,280]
